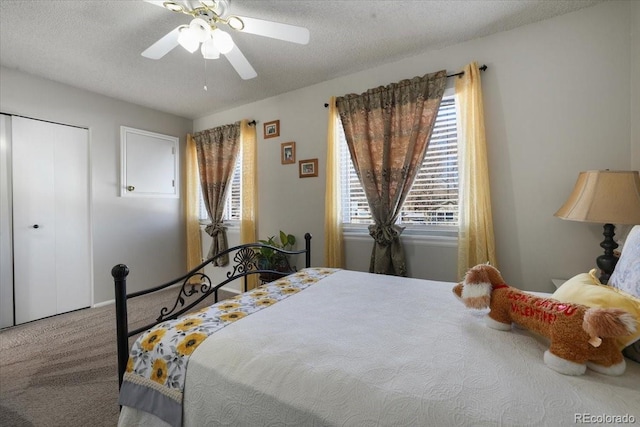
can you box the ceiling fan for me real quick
[141,0,310,80]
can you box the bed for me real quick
[113,232,640,427]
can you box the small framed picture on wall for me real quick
[263,120,280,139]
[299,158,318,178]
[281,141,295,164]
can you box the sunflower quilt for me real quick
[118,267,339,427]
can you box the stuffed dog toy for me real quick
[453,264,637,376]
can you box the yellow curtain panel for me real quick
[240,119,258,289]
[324,96,345,268]
[456,62,497,279]
[185,134,202,273]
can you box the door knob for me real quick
[33,224,39,229]
[127,186,135,192]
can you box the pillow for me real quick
[552,271,640,350]
[609,225,640,298]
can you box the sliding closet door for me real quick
[12,117,91,324]
[0,114,14,328]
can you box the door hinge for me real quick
[172,179,175,187]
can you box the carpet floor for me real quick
[0,286,233,427]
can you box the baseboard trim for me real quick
[93,299,114,308]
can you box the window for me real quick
[198,152,242,222]
[339,94,459,232]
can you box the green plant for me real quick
[256,231,296,270]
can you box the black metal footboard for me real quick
[112,233,312,389]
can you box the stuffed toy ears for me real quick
[460,265,496,309]
[461,281,492,309]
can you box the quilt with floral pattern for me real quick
[118,267,339,427]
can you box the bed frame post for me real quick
[112,264,130,389]
[304,233,312,268]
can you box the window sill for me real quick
[343,225,458,246]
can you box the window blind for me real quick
[340,95,459,226]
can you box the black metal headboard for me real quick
[112,233,312,388]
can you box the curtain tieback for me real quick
[368,224,404,246]
[205,222,227,237]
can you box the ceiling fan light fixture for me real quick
[189,18,211,43]
[211,29,234,54]
[201,38,220,59]
[178,27,199,53]
[142,0,306,81]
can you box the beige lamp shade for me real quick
[554,170,640,224]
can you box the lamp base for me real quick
[596,223,619,284]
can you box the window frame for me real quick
[339,88,459,240]
[198,151,242,228]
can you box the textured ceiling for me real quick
[0,0,602,120]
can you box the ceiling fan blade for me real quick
[236,16,310,45]
[142,26,182,59]
[223,44,257,80]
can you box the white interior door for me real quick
[120,126,179,198]
[12,117,91,324]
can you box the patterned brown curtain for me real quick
[193,122,241,266]
[336,70,447,276]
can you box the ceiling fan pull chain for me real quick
[204,59,208,91]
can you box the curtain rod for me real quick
[323,64,487,108]
[446,64,487,79]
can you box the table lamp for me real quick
[554,170,640,283]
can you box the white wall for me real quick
[0,67,192,304]
[195,1,637,292]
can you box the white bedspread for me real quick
[120,269,640,426]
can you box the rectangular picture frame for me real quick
[299,158,318,178]
[281,141,296,164]
[263,120,280,139]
